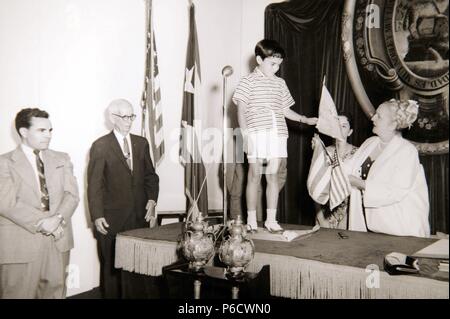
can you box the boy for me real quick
[232,39,317,233]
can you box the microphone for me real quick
[221,65,233,77]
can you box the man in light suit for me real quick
[87,99,159,299]
[0,108,79,299]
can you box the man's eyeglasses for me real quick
[112,113,136,121]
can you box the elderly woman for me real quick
[347,99,430,237]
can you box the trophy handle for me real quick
[184,230,193,240]
[206,232,216,242]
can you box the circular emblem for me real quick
[342,0,449,154]
[384,0,449,95]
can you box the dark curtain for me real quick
[420,154,449,234]
[265,0,448,233]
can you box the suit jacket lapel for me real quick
[350,137,378,175]
[11,147,41,201]
[108,131,132,174]
[130,134,140,174]
[367,135,403,179]
[41,150,63,190]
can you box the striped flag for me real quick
[307,134,351,210]
[141,0,165,167]
[307,134,331,205]
[329,148,351,210]
[180,3,208,222]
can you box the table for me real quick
[115,223,449,299]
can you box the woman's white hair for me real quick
[384,98,419,130]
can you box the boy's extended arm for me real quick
[284,108,318,126]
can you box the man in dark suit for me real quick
[0,108,79,298]
[87,99,159,299]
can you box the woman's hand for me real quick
[349,175,365,190]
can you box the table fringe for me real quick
[115,235,448,298]
[247,253,449,299]
[115,235,178,276]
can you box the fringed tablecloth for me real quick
[115,223,449,299]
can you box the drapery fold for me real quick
[265,0,341,33]
[265,0,448,233]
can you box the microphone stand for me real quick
[221,71,228,241]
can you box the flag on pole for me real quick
[316,77,345,142]
[307,134,332,205]
[180,2,208,221]
[141,0,165,167]
[307,134,351,210]
[329,147,351,210]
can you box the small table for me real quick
[162,262,270,299]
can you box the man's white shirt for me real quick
[113,129,133,171]
[21,143,42,192]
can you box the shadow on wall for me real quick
[247,55,257,73]
[82,104,115,231]
[83,151,93,230]
[9,118,21,146]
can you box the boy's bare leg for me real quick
[246,160,263,231]
[265,158,283,233]
[246,161,262,210]
[265,158,281,209]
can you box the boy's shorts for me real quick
[246,130,287,161]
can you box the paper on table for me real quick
[411,239,449,259]
[282,225,320,241]
[249,225,320,242]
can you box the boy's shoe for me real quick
[246,223,258,233]
[264,221,284,234]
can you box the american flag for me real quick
[141,0,165,167]
[307,134,331,205]
[329,147,351,210]
[180,3,208,222]
[307,134,350,210]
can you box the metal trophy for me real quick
[180,212,216,272]
[218,215,255,277]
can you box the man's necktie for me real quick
[123,138,132,170]
[33,149,50,211]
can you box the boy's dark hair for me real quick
[255,39,285,59]
[15,108,49,137]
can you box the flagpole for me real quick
[221,65,233,231]
[141,101,146,137]
[149,0,156,139]
[140,0,152,138]
[222,71,228,230]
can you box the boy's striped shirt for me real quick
[232,68,295,137]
